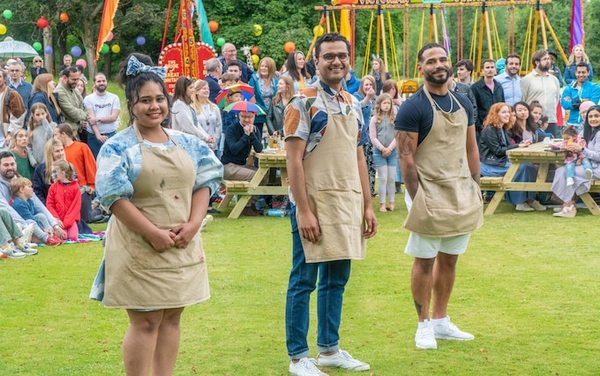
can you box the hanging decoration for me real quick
[216,37,225,47]
[36,17,49,29]
[59,12,69,23]
[32,42,42,52]
[208,21,218,33]
[253,24,263,37]
[2,10,13,20]
[284,41,296,53]
[136,36,146,46]
[0,24,6,35]
[111,44,121,53]
[44,46,53,55]
[100,43,110,54]
[71,46,82,57]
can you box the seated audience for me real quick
[479,103,546,212]
[552,106,600,217]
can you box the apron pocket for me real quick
[314,189,363,226]
[420,176,481,210]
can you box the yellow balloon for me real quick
[0,24,7,35]
[253,24,263,37]
[111,44,121,54]
[313,25,324,37]
[251,54,259,65]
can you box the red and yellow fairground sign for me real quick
[158,41,216,94]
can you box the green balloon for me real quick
[100,43,109,55]
[2,10,13,20]
[32,42,42,51]
[216,37,226,47]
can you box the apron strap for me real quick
[133,125,180,147]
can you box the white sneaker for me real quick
[415,320,437,349]
[431,316,475,341]
[289,358,328,376]
[317,349,370,371]
[528,200,546,211]
[566,177,575,186]
[515,203,534,212]
[1,245,27,259]
[18,222,36,244]
[200,214,214,232]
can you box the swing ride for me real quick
[315,0,566,90]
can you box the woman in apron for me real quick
[90,53,223,375]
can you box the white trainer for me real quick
[317,349,370,371]
[515,203,534,212]
[529,200,546,211]
[415,320,437,349]
[289,358,329,376]
[432,316,475,341]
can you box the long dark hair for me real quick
[173,76,193,104]
[583,105,600,143]
[285,51,310,82]
[513,101,538,133]
[118,53,172,127]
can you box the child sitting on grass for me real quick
[10,177,60,245]
[46,160,81,242]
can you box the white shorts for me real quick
[405,232,471,259]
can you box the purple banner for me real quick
[570,0,584,51]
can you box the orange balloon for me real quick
[59,12,69,23]
[283,41,296,54]
[251,46,260,55]
[208,20,219,33]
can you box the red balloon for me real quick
[36,17,49,29]
[208,21,219,33]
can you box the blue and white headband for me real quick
[126,55,167,80]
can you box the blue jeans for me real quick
[87,131,116,159]
[566,159,592,178]
[285,204,351,359]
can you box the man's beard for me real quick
[538,64,550,72]
[425,67,452,85]
[0,171,15,180]
[96,85,107,93]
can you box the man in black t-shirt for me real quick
[395,43,483,351]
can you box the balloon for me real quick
[251,54,259,65]
[32,42,42,52]
[208,20,218,33]
[100,43,110,54]
[106,31,114,42]
[36,17,49,29]
[253,24,263,37]
[44,46,53,55]
[76,58,87,69]
[0,24,6,35]
[251,46,260,55]
[313,25,324,37]
[2,10,13,20]
[135,36,146,46]
[70,46,82,57]
[216,37,225,47]
[283,41,296,54]
[111,44,121,54]
[59,12,69,23]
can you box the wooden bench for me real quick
[219,180,252,218]
[482,176,600,216]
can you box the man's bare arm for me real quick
[465,126,480,184]
[396,131,419,199]
[286,137,320,243]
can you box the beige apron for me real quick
[103,128,209,309]
[299,89,367,263]
[404,87,483,237]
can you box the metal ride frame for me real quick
[314,0,566,80]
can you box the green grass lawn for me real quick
[1,198,599,375]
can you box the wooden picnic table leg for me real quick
[219,194,233,209]
[579,192,600,215]
[536,163,549,183]
[249,167,269,187]
[485,191,506,215]
[228,195,252,219]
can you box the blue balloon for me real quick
[136,36,146,46]
[71,46,82,58]
[44,46,53,55]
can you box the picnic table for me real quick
[483,141,600,215]
[220,149,288,219]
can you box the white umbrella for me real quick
[0,37,39,59]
